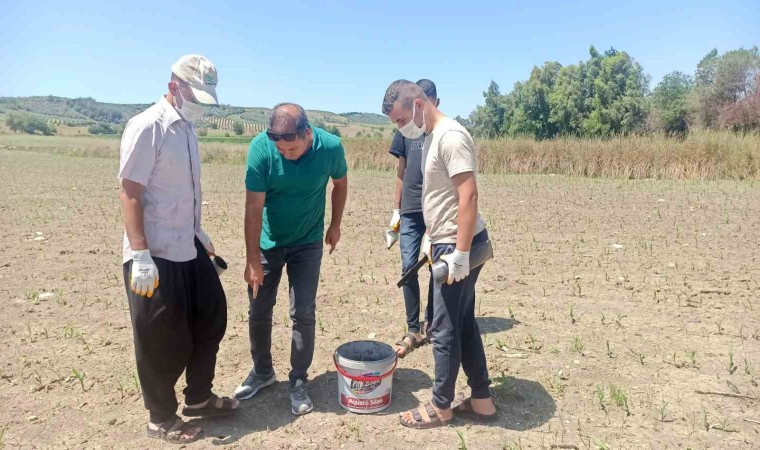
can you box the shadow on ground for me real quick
[194,368,432,445]
[476,316,518,334]
[488,375,556,430]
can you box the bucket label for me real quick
[341,393,391,410]
[349,378,381,395]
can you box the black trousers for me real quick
[123,239,227,423]
[248,241,323,386]
[430,230,491,410]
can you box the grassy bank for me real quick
[1,129,758,180]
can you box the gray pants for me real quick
[248,241,323,386]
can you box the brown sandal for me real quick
[399,402,453,429]
[452,393,499,423]
[146,415,202,444]
[182,394,239,417]
[395,332,425,358]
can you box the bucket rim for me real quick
[335,340,396,364]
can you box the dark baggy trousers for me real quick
[399,211,433,333]
[247,241,323,386]
[429,230,492,410]
[123,239,227,423]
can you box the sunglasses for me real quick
[266,125,309,142]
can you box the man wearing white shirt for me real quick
[119,54,238,444]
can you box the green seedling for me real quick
[569,305,577,324]
[503,441,523,450]
[610,384,630,415]
[614,313,626,327]
[728,349,737,375]
[63,323,77,339]
[544,376,566,398]
[526,334,541,351]
[71,368,86,391]
[32,370,42,388]
[596,384,606,411]
[593,438,610,450]
[570,336,584,354]
[25,290,39,304]
[132,371,141,396]
[457,430,467,450]
[656,400,668,422]
[349,422,362,442]
[508,306,515,320]
[630,349,645,365]
[318,317,326,334]
[606,341,614,358]
[685,349,697,367]
[745,358,752,375]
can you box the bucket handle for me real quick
[333,353,398,383]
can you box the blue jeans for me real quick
[399,212,431,333]
[248,241,323,386]
[430,230,491,410]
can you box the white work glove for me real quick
[421,234,432,261]
[440,250,470,284]
[131,249,160,298]
[389,209,401,231]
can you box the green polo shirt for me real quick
[245,126,348,250]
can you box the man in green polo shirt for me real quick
[235,103,348,416]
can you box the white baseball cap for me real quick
[171,54,219,105]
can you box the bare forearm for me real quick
[331,181,348,226]
[394,178,403,209]
[394,157,406,209]
[244,211,262,264]
[120,191,148,251]
[455,191,478,252]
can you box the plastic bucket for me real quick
[334,341,397,413]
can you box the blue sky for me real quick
[2,0,758,118]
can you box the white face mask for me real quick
[398,103,425,139]
[174,84,204,123]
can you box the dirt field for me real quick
[0,148,758,449]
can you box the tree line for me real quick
[467,46,760,139]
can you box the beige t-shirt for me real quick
[422,117,486,244]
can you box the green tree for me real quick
[695,49,719,86]
[652,71,693,135]
[233,121,245,136]
[504,62,562,138]
[472,46,648,139]
[581,48,649,136]
[6,113,56,135]
[549,64,586,135]
[469,81,506,138]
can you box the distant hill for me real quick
[340,112,390,126]
[0,96,390,132]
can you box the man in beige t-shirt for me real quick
[383,80,496,429]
